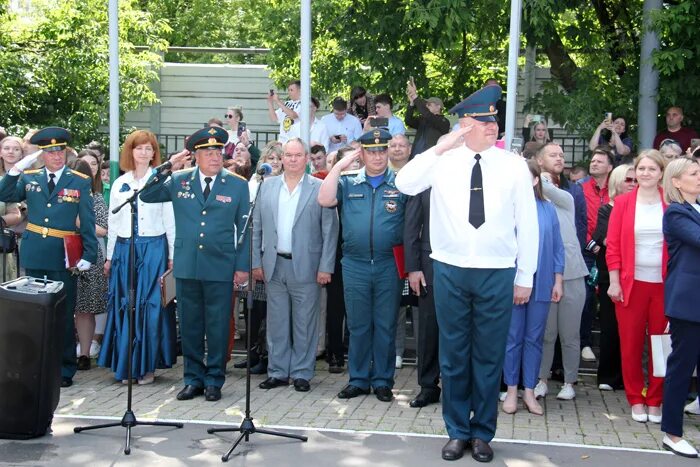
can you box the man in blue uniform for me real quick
[0,127,97,388]
[318,128,407,403]
[396,85,538,463]
[140,126,250,402]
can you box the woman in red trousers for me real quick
[606,149,668,424]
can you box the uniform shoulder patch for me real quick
[70,170,91,179]
[24,169,41,174]
[224,169,247,182]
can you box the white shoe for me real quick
[534,380,548,399]
[685,399,700,415]
[663,435,699,458]
[631,405,648,423]
[647,407,662,424]
[499,391,507,402]
[598,384,613,391]
[395,356,403,369]
[89,340,101,358]
[75,343,81,357]
[556,383,576,400]
[581,346,596,362]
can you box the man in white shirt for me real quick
[252,138,338,392]
[267,80,301,143]
[321,97,363,153]
[395,85,538,463]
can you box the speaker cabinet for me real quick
[0,277,66,439]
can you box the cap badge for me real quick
[207,128,217,135]
[51,138,57,144]
[208,137,217,145]
[489,105,495,112]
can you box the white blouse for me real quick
[634,201,664,283]
[106,171,175,260]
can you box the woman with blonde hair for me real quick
[98,130,176,384]
[606,150,668,423]
[660,157,700,457]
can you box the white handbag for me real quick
[651,332,698,378]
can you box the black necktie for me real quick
[203,177,212,200]
[48,173,56,194]
[469,154,485,228]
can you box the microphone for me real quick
[256,163,273,176]
[153,160,173,173]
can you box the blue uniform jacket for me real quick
[0,168,97,270]
[663,201,700,324]
[532,198,565,302]
[139,167,250,282]
[337,168,407,262]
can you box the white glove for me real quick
[9,150,42,175]
[76,259,91,271]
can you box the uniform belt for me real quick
[26,223,78,239]
[277,252,293,260]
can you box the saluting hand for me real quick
[433,125,473,156]
[332,148,361,172]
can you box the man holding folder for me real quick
[0,127,96,388]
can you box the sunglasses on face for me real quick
[625,177,638,183]
[225,114,234,119]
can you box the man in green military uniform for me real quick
[0,127,97,388]
[140,126,250,402]
[318,128,407,403]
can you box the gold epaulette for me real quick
[340,169,361,176]
[173,168,195,174]
[24,169,41,174]
[70,170,91,179]
[224,169,247,182]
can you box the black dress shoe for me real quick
[76,355,91,371]
[250,357,268,375]
[293,378,310,392]
[441,439,470,461]
[258,377,289,389]
[328,356,344,374]
[176,385,204,400]
[374,386,394,402]
[471,438,494,463]
[61,377,73,388]
[337,384,370,399]
[409,389,440,408]
[233,357,259,369]
[205,386,222,401]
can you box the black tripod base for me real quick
[208,417,307,462]
[74,409,184,455]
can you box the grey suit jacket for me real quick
[252,174,338,283]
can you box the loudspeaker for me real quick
[0,277,66,439]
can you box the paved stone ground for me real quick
[56,358,700,452]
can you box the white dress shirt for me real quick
[395,144,539,287]
[107,171,176,260]
[320,113,363,152]
[287,117,331,151]
[46,165,66,185]
[276,174,304,253]
[199,171,217,193]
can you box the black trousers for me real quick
[325,262,346,362]
[596,281,623,388]
[416,258,439,391]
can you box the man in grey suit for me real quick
[252,138,339,392]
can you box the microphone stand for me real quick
[207,174,307,462]
[74,171,183,454]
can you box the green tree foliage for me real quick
[0,0,168,144]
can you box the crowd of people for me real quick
[1,80,700,461]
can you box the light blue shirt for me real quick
[320,113,363,152]
[276,174,304,253]
[387,115,406,136]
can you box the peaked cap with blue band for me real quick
[185,126,229,152]
[448,84,502,122]
[359,128,392,152]
[30,127,71,152]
